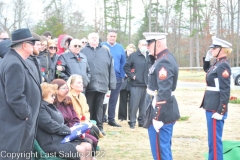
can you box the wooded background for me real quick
[0,0,239,67]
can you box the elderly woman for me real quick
[67,74,103,139]
[201,36,232,160]
[37,82,94,160]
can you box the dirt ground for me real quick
[96,88,240,160]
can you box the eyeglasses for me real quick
[74,45,81,48]
[25,41,35,46]
[0,38,10,40]
[49,46,57,50]
[82,42,87,44]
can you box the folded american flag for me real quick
[61,123,90,143]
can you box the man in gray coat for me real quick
[0,28,41,159]
[81,32,116,136]
[58,39,91,92]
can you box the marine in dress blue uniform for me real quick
[143,32,180,160]
[200,36,232,160]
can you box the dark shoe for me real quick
[103,115,108,123]
[138,124,143,127]
[108,120,122,127]
[128,122,135,129]
[99,128,106,136]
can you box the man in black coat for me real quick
[81,32,116,135]
[0,28,41,159]
[26,32,42,83]
[124,39,152,129]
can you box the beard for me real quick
[33,49,39,56]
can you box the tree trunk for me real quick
[149,0,152,32]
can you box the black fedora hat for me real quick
[9,28,39,47]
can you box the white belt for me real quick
[206,86,220,91]
[147,88,174,96]
[206,78,220,91]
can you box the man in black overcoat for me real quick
[0,28,41,160]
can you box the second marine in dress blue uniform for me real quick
[200,36,232,160]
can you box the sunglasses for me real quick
[49,46,57,50]
[82,41,87,44]
[25,41,35,46]
[74,45,81,48]
[0,38,10,40]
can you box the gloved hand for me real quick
[152,119,163,132]
[212,112,223,120]
[205,50,213,61]
[152,95,156,109]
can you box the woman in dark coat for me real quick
[37,82,95,160]
[118,44,136,121]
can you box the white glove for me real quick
[152,119,163,132]
[212,112,223,120]
[152,95,156,109]
[205,50,213,61]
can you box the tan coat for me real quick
[68,90,90,122]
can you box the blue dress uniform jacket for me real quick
[200,57,231,115]
[148,49,180,123]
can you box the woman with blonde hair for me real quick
[201,36,232,160]
[67,74,104,140]
[37,82,94,160]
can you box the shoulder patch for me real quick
[222,69,230,78]
[158,67,167,80]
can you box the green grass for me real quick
[229,99,240,104]
[178,70,205,83]
[178,116,190,121]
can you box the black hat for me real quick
[9,28,39,47]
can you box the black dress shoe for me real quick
[108,120,122,127]
[128,122,135,129]
[100,128,106,136]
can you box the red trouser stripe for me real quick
[156,131,161,160]
[213,119,217,160]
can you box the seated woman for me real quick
[66,74,103,139]
[51,78,98,152]
[37,82,94,160]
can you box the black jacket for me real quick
[0,49,41,154]
[36,100,79,158]
[49,54,60,82]
[81,44,116,93]
[124,50,152,87]
[26,55,42,84]
[58,51,91,88]
[37,49,51,82]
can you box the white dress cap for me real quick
[211,36,232,48]
[142,32,168,41]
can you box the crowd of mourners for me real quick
[0,29,152,160]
